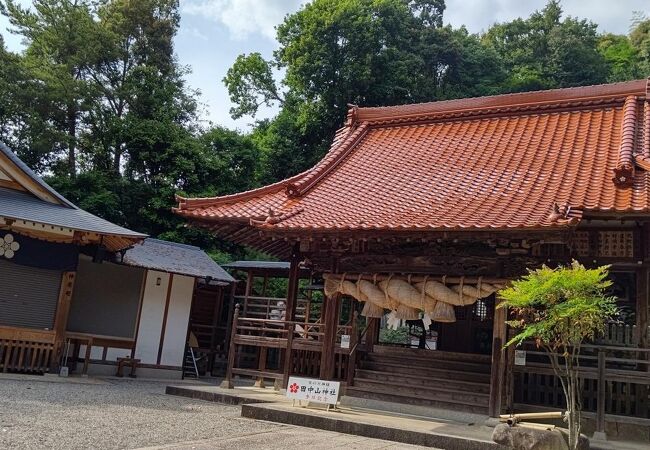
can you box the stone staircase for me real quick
[345,346,492,414]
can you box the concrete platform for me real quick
[242,402,503,450]
[166,383,649,450]
[167,383,504,449]
[165,383,287,406]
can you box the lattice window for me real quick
[571,231,590,257]
[598,231,634,258]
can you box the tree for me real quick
[198,126,260,195]
[498,262,618,450]
[483,1,608,92]
[630,16,650,76]
[2,0,101,177]
[598,33,642,81]
[224,0,505,183]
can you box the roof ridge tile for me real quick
[356,79,647,122]
[613,95,638,187]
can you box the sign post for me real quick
[514,350,527,366]
[286,376,341,410]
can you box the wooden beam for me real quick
[0,326,55,343]
[52,271,77,371]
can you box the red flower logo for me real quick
[289,383,299,393]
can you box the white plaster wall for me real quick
[134,271,170,364]
[77,345,131,361]
[159,275,194,366]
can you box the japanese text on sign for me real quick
[286,376,340,405]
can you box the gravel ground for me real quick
[0,376,426,450]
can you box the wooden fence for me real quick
[512,342,650,431]
[0,327,55,374]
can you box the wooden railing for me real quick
[0,326,55,374]
[222,305,332,389]
[512,342,650,430]
[594,323,650,347]
[234,294,310,321]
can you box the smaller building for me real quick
[66,238,234,379]
[0,142,234,379]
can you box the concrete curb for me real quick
[165,386,273,405]
[241,403,506,450]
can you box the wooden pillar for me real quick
[51,271,76,372]
[365,317,380,351]
[346,311,359,387]
[285,244,301,322]
[319,293,341,380]
[489,299,508,417]
[636,267,649,349]
[596,349,607,434]
[220,304,240,389]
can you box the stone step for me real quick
[345,384,490,414]
[354,369,491,394]
[351,378,490,407]
[372,346,492,364]
[366,352,492,374]
[360,360,491,384]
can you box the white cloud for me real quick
[181,0,303,41]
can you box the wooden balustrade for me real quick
[221,304,352,389]
[512,341,650,430]
[234,295,310,321]
[593,323,650,347]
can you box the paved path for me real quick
[0,376,428,449]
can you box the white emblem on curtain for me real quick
[0,234,20,259]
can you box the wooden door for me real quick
[436,295,495,354]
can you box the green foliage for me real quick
[499,261,618,350]
[598,33,642,81]
[223,53,284,120]
[482,1,607,91]
[379,326,410,345]
[499,261,618,449]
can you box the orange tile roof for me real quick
[175,80,650,241]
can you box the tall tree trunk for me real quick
[113,145,122,174]
[67,103,77,178]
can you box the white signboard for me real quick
[340,334,351,349]
[515,350,527,366]
[286,376,340,405]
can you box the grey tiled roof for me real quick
[0,142,145,239]
[223,260,291,270]
[0,141,75,207]
[0,187,145,237]
[122,238,234,283]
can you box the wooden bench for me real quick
[116,357,140,378]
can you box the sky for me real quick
[1,0,649,131]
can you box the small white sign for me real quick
[515,350,527,366]
[286,376,340,405]
[340,334,351,349]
